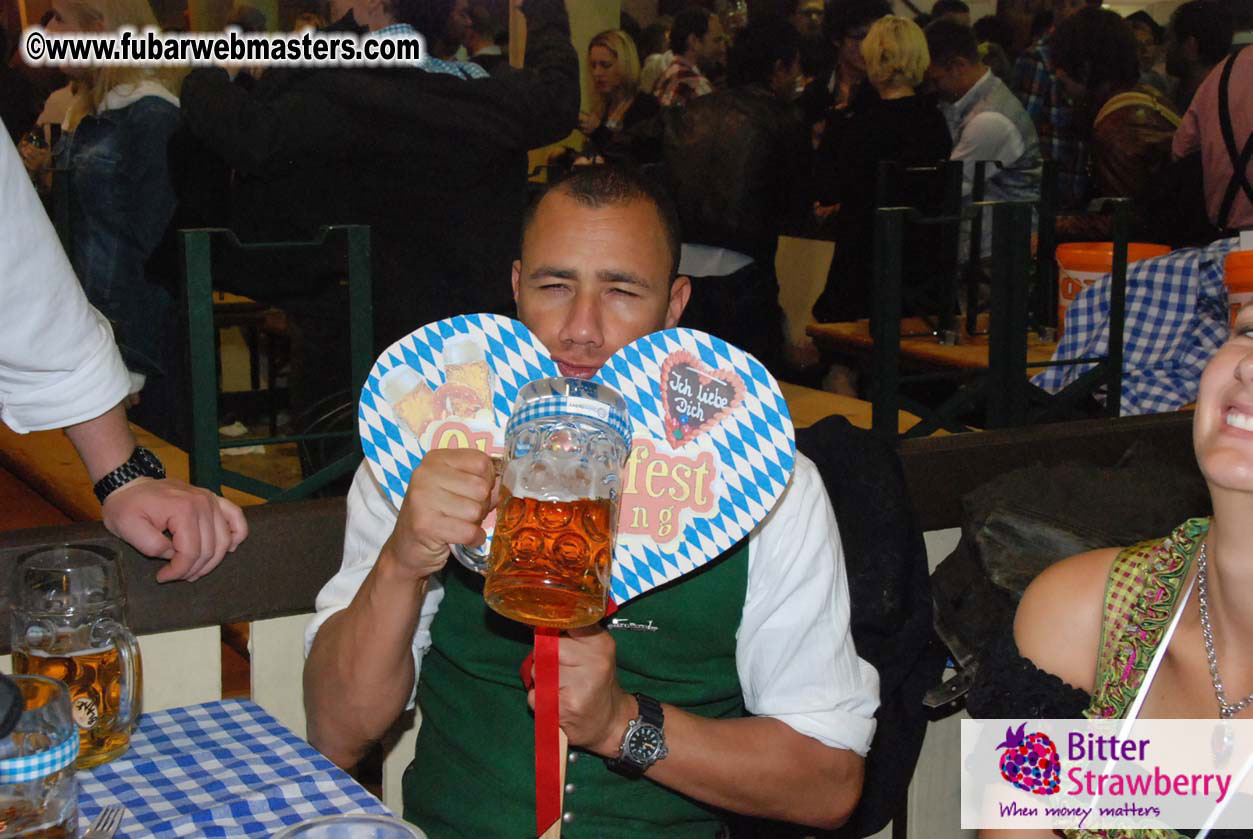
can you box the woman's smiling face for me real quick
[1194,304,1253,493]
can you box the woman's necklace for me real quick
[1197,541,1253,719]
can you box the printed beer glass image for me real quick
[11,546,142,769]
[475,378,632,629]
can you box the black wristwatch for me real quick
[93,446,166,503]
[605,694,668,778]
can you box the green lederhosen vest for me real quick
[404,541,750,839]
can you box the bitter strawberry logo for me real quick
[996,723,1061,795]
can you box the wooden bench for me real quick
[0,464,70,531]
[779,381,925,434]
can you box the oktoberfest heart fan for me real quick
[358,313,796,605]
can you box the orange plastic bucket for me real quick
[1055,242,1171,330]
[1225,251,1253,326]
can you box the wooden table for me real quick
[0,422,263,523]
[806,318,1058,372]
[780,382,925,434]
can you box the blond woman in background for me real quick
[576,29,660,164]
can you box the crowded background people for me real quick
[805,0,892,222]
[927,18,1041,254]
[1010,0,1092,211]
[650,18,810,375]
[50,0,189,445]
[653,6,727,106]
[177,0,578,428]
[1051,7,1180,239]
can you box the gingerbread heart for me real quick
[659,351,745,449]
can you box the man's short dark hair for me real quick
[1227,0,1253,30]
[925,18,980,65]
[1125,10,1164,42]
[1051,7,1140,91]
[727,18,801,87]
[521,166,683,281]
[973,14,1012,48]
[933,0,972,16]
[467,0,508,39]
[1172,0,1234,65]
[823,0,891,44]
[669,7,712,55]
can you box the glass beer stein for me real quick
[454,378,632,629]
[11,546,142,769]
[0,675,79,838]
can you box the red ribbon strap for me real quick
[524,601,618,837]
[533,627,561,836]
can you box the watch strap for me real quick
[634,693,663,728]
[604,693,665,778]
[93,446,166,503]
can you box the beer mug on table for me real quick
[452,378,632,629]
[0,675,79,838]
[10,545,142,769]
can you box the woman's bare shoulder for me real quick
[1012,547,1121,695]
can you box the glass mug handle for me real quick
[450,543,489,575]
[93,619,142,730]
[448,455,504,575]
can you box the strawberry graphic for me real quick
[996,723,1060,795]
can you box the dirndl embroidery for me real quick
[1061,518,1209,839]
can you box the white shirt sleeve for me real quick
[951,111,1025,198]
[304,462,445,709]
[0,119,130,433]
[736,453,880,756]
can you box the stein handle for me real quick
[450,543,490,575]
[95,620,142,730]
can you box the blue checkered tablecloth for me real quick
[78,700,392,838]
[1032,237,1237,415]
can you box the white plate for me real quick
[269,814,427,839]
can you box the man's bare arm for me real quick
[304,448,496,768]
[64,402,247,582]
[538,627,864,829]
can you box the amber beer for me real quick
[483,489,616,629]
[11,646,135,769]
[0,800,75,838]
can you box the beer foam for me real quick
[380,366,421,403]
[502,455,615,502]
[23,644,115,657]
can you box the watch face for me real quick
[626,723,664,762]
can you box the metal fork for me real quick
[82,805,125,839]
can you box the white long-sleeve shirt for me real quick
[0,119,129,433]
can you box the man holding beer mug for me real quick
[1,118,248,581]
[305,166,878,837]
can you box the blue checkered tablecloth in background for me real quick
[79,700,392,838]
[1032,237,1237,415]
